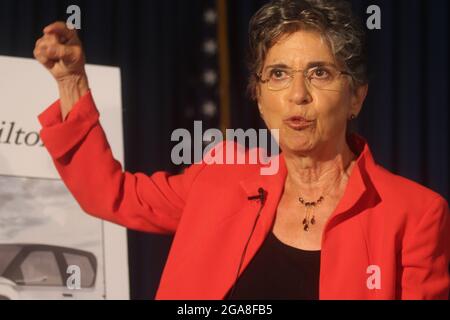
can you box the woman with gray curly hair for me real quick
[35,0,449,299]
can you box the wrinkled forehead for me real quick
[263,30,337,69]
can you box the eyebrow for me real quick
[264,61,334,71]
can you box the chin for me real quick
[280,138,316,155]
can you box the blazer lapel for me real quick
[219,155,287,297]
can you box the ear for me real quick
[349,84,368,118]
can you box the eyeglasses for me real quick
[257,64,352,92]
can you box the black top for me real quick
[225,232,321,300]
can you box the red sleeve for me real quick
[401,196,450,299]
[38,91,205,234]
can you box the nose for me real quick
[287,72,312,105]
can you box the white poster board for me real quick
[0,55,129,300]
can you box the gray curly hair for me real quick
[248,0,368,100]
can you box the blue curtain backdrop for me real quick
[0,0,448,299]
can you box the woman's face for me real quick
[257,30,367,156]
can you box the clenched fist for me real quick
[34,21,89,120]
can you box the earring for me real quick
[349,114,356,121]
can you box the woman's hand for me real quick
[34,21,89,120]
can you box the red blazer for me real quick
[38,91,450,300]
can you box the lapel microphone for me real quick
[247,187,267,204]
[227,187,268,300]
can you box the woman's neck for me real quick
[283,138,356,200]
